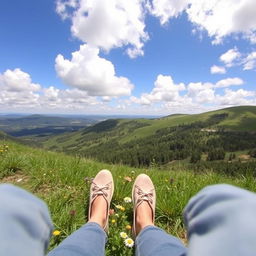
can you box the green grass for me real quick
[1,140,256,255]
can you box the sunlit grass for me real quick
[1,140,256,255]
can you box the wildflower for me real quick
[84,177,93,184]
[115,205,125,211]
[109,209,115,215]
[124,238,134,248]
[115,213,119,217]
[53,230,61,236]
[69,210,76,216]
[126,225,132,230]
[124,176,132,182]
[124,197,132,203]
[120,232,128,239]
[111,219,116,224]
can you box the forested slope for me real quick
[43,106,256,169]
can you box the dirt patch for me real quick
[0,171,30,185]
[35,183,54,194]
[238,154,250,160]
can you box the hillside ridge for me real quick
[42,106,256,167]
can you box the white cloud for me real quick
[43,86,60,102]
[0,69,41,108]
[56,0,148,58]
[149,0,189,25]
[243,51,256,70]
[187,0,256,44]
[0,68,41,92]
[210,65,226,74]
[0,69,254,115]
[55,44,134,97]
[220,48,241,67]
[216,49,256,71]
[132,76,247,108]
[187,82,215,103]
[215,78,244,88]
[217,88,255,105]
[149,0,256,44]
[131,74,185,105]
[56,0,78,20]
[0,68,105,112]
[39,86,102,111]
[0,90,40,108]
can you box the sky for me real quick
[0,0,256,116]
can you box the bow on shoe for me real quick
[135,185,154,205]
[91,181,111,199]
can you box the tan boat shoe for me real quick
[88,169,114,232]
[132,174,156,237]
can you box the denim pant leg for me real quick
[184,184,256,256]
[135,225,187,256]
[0,184,53,256]
[48,222,107,256]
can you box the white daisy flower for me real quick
[120,232,128,239]
[124,238,134,248]
[124,197,132,203]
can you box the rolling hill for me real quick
[0,130,24,143]
[44,105,256,149]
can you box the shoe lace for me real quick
[135,185,154,205]
[92,181,111,199]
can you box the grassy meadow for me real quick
[1,140,256,255]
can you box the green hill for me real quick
[0,130,25,143]
[123,105,256,141]
[1,139,256,255]
[42,106,256,167]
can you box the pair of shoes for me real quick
[88,170,155,236]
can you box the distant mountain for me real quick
[0,130,25,144]
[0,114,102,139]
[0,114,88,128]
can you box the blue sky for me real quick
[0,0,255,115]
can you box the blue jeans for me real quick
[1,183,256,256]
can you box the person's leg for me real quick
[0,184,53,256]
[133,174,187,256]
[184,184,256,256]
[48,222,107,256]
[48,169,114,256]
[135,225,187,256]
